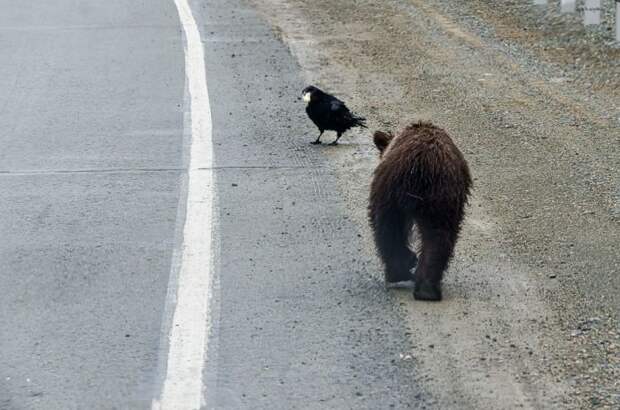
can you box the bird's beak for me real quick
[302,92,311,103]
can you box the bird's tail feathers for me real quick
[353,115,367,129]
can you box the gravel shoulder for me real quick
[250,0,619,408]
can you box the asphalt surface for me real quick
[0,0,184,408]
[198,0,425,408]
[1,0,425,408]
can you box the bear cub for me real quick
[368,121,472,301]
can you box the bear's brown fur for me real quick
[368,121,472,301]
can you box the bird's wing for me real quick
[330,99,352,118]
[328,98,366,129]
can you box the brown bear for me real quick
[368,121,472,301]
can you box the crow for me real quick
[301,85,367,145]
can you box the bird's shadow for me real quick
[312,141,363,148]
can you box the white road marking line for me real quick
[153,0,214,409]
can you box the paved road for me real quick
[199,0,422,408]
[0,0,423,408]
[0,0,184,408]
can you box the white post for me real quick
[616,0,620,42]
[561,0,576,13]
[584,0,601,25]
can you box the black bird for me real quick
[302,85,367,145]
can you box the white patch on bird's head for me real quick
[302,92,311,103]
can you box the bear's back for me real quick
[374,122,472,219]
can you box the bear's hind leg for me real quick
[414,225,456,301]
[370,206,416,286]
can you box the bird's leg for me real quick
[329,132,342,146]
[311,131,324,145]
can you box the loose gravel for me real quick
[252,0,619,408]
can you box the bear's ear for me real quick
[373,131,393,153]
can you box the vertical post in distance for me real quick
[616,0,620,42]
[561,0,576,14]
[583,0,601,25]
